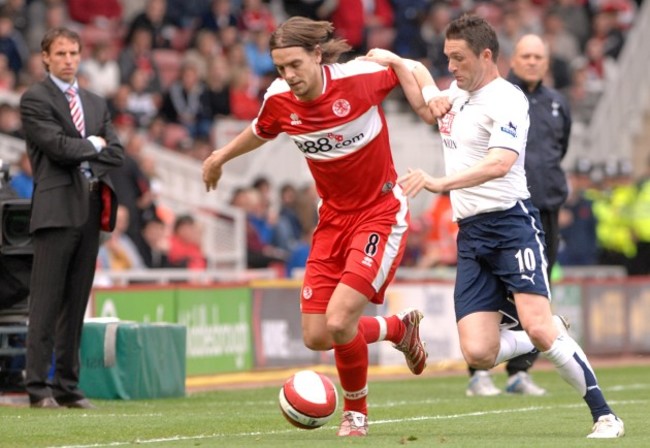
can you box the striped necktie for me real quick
[67,86,92,178]
[66,86,85,136]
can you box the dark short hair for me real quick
[41,27,82,54]
[445,14,499,62]
[173,214,195,233]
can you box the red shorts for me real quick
[300,190,410,314]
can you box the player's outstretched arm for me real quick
[203,126,266,192]
[360,49,438,124]
[397,148,519,197]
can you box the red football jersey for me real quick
[253,60,400,212]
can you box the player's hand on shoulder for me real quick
[397,168,441,197]
[358,48,400,67]
[202,151,224,192]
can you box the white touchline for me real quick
[50,400,643,448]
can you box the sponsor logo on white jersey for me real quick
[438,112,456,135]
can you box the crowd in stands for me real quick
[0,0,647,279]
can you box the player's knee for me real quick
[462,345,496,369]
[325,315,348,340]
[302,332,332,351]
[523,322,553,350]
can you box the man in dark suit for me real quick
[19,27,124,409]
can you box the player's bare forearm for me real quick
[361,50,436,123]
[202,126,265,191]
[398,148,518,196]
[394,60,437,124]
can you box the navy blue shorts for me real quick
[454,199,551,322]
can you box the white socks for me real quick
[494,329,536,365]
[542,334,593,396]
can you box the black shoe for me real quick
[30,397,60,409]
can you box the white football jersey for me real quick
[438,78,530,221]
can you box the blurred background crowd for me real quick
[1,0,649,279]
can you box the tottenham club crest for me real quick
[332,99,351,117]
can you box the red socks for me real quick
[334,330,368,415]
[358,315,405,344]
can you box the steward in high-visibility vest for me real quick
[629,173,650,275]
[591,161,637,268]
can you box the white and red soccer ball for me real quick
[279,370,338,429]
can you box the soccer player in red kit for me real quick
[203,17,433,437]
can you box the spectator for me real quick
[390,0,430,60]
[239,0,277,34]
[2,0,28,37]
[420,3,453,85]
[583,36,618,98]
[110,132,158,261]
[26,0,76,53]
[205,55,232,119]
[229,65,261,120]
[166,0,212,29]
[417,192,458,268]
[272,183,303,253]
[198,0,238,34]
[591,8,626,60]
[97,205,146,271]
[67,0,122,27]
[9,151,32,199]
[567,57,601,124]
[554,0,591,50]
[558,160,599,266]
[127,68,161,128]
[593,159,637,270]
[542,8,581,65]
[0,54,16,92]
[0,102,23,138]
[18,52,48,90]
[235,188,287,269]
[167,214,207,269]
[80,41,120,98]
[183,29,221,80]
[159,62,213,139]
[0,7,27,77]
[281,0,333,20]
[118,26,163,93]
[140,215,174,268]
[125,0,177,49]
[629,155,650,276]
[244,29,276,78]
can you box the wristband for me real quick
[422,85,440,104]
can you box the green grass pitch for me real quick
[1,365,645,447]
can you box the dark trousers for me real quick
[25,191,101,403]
[469,208,560,376]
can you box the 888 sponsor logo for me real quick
[294,132,364,154]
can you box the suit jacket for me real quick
[19,77,124,233]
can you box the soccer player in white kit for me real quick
[383,14,624,439]
[202,16,434,437]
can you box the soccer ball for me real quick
[278,370,338,429]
